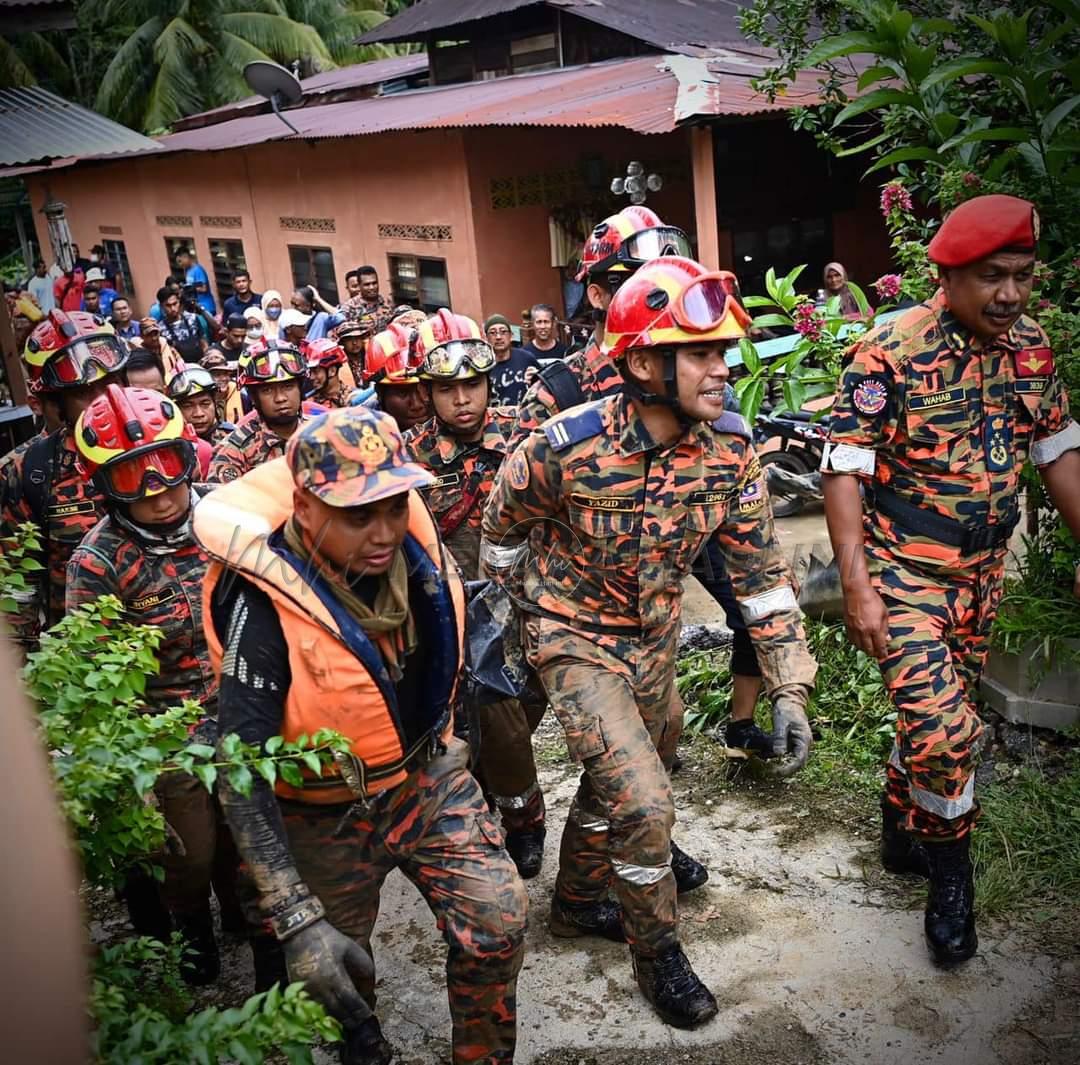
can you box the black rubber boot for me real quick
[175,908,221,986]
[632,946,718,1029]
[341,1015,393,1065]
[725,717,774,757]
[671,841,709,894]
[505,827,546,880]
[250,934,289,994]
[549,896,626,942]
[924,836,977,966]
[880,797,930,878]
[119,866,172,942]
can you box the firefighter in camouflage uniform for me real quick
[67,384,249,984]
[208,339,308,482]
[405,308,547,878]
[167,366,235,447]
[1,310,128,646]
[822,194,1080,967]
[482,256,817,1029]
[305,338,352,409]
[195,405,527,1065]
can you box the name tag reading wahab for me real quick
[569,493,636,512]
[907,387,966,412]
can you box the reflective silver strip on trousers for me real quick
[1031,420,1080,467]
[888,743,976,820]
[612,859,672,886]
[739,584,799,623]
[479,539,526,570]
[568,804,609,833]
[492,780,540,810]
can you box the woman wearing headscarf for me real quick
[243,306,266,344]
[260,290,284,340]
[823,262,866,318]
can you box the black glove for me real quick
[769,685,813,777]
[280,912,375,1030]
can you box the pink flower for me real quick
[962,172,981,188]
[1037,298,1053,311]
[879,181,913,217]
[793,303,825,341]
[873,273,903,300]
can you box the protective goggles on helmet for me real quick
[166,367,216,400]
[669,272,752,333]
[619,227,693,268]
[421,339,496,379]
[243,346,306,382]
[40,335,127,390]
[97,441,196,502]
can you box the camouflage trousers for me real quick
[472,697,547,834]
[524,616,682,958]
[279,738,527,1065]
[871,548,1003,842]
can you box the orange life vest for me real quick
[194,457,465,803]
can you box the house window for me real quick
[208,238,247,303]
[388,254,450,313]
[102,239,134,295]
[288,245,339,305]
[163,236,194,282]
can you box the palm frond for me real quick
[145,18,208,128]
[0,36,37,88]
[95,16,166,125]
[221,11,335,67]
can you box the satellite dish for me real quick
[243,60,303,135]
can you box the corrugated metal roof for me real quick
[0,0,68,7]
[172,52,430,132]
[0,86,162,167]
[359,0,748,55]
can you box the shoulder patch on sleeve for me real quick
[542,405,605,452]
[850,375,891,417]
[710,411,751,439]
[506,449,530,491]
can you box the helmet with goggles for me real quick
[304,338,348,371]
[414,309,495,381]
[602,256,750,362]
[75,384,196,502]
[237,338,306,388]
[23,310,128,393]
[364,322,421,387]
[575,206,693,283]
[166,366,217,401]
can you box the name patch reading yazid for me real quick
[569,493,636,512]
[907,387,966,412]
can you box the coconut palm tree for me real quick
[94,0,395,133]
[0,31,73,93]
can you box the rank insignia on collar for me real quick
[1015,346,1054,377]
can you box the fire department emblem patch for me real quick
[852,377,889,417]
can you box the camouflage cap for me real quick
[287,406,434,508]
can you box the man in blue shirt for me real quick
[221,269,262,319]
[176,248,216,316]
[484,314,539,406]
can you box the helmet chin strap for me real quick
[619,348,694,428]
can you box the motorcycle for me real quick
[753,406,831,518]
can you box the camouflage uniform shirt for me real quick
[1,428,108,635]
[825,289,1076,573]
[340,293,393,338]
[66,510,217,712]
[208,414,303,483]
[483,394,816,692]
[507,337,622,451]
[405,407,516,579]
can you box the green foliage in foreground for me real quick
[679,620,1080,918]
[93,937,340,1065]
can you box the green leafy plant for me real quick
[0,520,45,613]
[735,264,875,422]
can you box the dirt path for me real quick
[304,739,1076,1065]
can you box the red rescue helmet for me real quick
[304,338,348,371]
[575,206,693,283]
[414,309,495,380]
[23,309,128,392]
[74,383,196,502]
[364,322,421,387]
[602,256,751,362]
[237,338,306,388]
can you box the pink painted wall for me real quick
[26,129,483,319]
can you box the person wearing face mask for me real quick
[261,290,285,340]
[243,307,266,344]
[67,384,245,986]
[208,339,308,483]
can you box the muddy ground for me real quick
[87,718,1079,1065]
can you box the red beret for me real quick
[928,194,1038,267]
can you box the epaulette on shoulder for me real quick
[710,411,751,439]
[542,403,605,452]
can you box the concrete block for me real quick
[980,642,1080,731]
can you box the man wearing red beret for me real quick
[820,193,1080,967]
